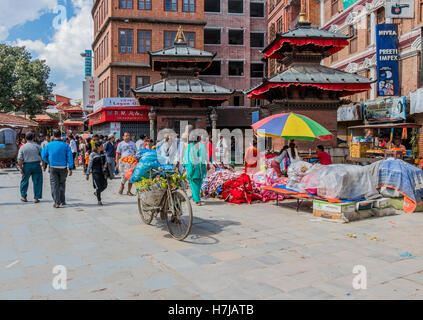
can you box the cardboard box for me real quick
[373,198,391,209]
[312,200,356,214]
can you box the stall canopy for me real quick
[348,123,421,129]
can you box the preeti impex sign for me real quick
[376,24,399,97]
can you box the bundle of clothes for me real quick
[201,164,285,204]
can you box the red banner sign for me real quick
[88,108,149,125]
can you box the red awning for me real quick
[247,82,371,99]
[263,38,349,60]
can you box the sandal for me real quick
[21,197,27,202]
[34,199,40,203]
[127,191,135,196]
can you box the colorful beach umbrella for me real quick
[251,112,333,141]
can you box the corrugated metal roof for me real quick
[268,64,371,84]
[279,26,348,39]
[133,78,233,95]
[150,44,215,58]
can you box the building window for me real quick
[205,0,220,12]
[377,7,385,24]
[366,14,371,46]
[251,63,264,78]
[228,0,243,13]
[228,29,244,45]
[349,25,357,53]
[251,32,265,48]
[331,0,338,17]
[119,29,133,53]
[269,23,276,40]
[120,0,133,9]
[164,31,177,48]
[118,76,132,97]
[228,61,244,76]
[183,0,195,12]
[204,28,221,44]
[165,0,177,11]
[230,93,244,106]
[277,17,283,33]
[185,32,196,47]
[138,30,151,53]
[138,0,151,10]
[200,61,221,75]
[136,76,150,87]
[250,2,264,17]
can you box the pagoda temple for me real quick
[246,5,373,151]
[132,27,233,140]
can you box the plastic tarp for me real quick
[286,161,313,193]
[299,164,379,200]
[130,150,160,183]
[374,159,423,213]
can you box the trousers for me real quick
[20,162,43,199]
[49,167,68,205]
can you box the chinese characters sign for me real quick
[376,24,399,97]
[85,50,92,77]
[88,108,149,125]
[83,76,98,110]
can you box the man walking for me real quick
[41,135,50,149]
[104,134,116,179]
[17,131,43,203]
[41,129,74,208]
[69,134,78,167]
[116,132,136,196]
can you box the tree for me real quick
[0,44,55,116]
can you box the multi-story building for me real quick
[92,0,206,100]
[200,0,268,107]
[321,0,423,154]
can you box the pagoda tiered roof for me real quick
[246,64,372,99]
[263,22,350,60]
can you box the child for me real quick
[86,141,108,205]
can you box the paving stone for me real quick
[142,274,178,291]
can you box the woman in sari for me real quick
[184,136,208,206]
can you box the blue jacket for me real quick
[41,140,74,169]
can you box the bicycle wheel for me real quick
[166,189,193,241]
[137,191,154,225]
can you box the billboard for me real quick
[386,0,414,19]
[362,97,406,122]
[82,76,98,110]
[337,105,362,122]
[84,50,92,77]
[376,24,399,97]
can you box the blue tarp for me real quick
[377,159,423,212]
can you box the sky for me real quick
[1,0,93,102]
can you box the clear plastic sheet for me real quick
[299,164,379,200]
[286,161,313,193]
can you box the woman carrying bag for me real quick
[184,136,208,206]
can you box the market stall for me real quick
[347,122,421,165]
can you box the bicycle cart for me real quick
[136,168,193,241]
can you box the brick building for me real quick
[92,0,206,100]
[321,0,423,156]
[200,0,268,107]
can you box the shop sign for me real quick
[342,0,360,9]
[337,105,362,122]
[410,88,423,114]
[93,98,140,112]
[88,108,149,125]
[110,122,121,138]
[252,111,259,124]
[362,97,406,122]
[376,24,399,96]
[386,0,414,19]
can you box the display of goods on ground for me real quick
[350,142,370,158]
[120,155,138,165]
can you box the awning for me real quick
[348,123,422,129]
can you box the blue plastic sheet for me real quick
[130,150,160,183]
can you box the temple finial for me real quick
[298,0,307,23]
[174,26,186,44]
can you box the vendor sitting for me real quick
[392,138,406,152]
[379,136,390,149]
[314,145,332,165]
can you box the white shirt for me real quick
[69,139,77,153]
[117,140,136,158]
[136,139,145,150]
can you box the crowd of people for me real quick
[15,129,333,208]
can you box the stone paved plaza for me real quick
[1,167,423,300]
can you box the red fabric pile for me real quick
[221,173,262,204]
